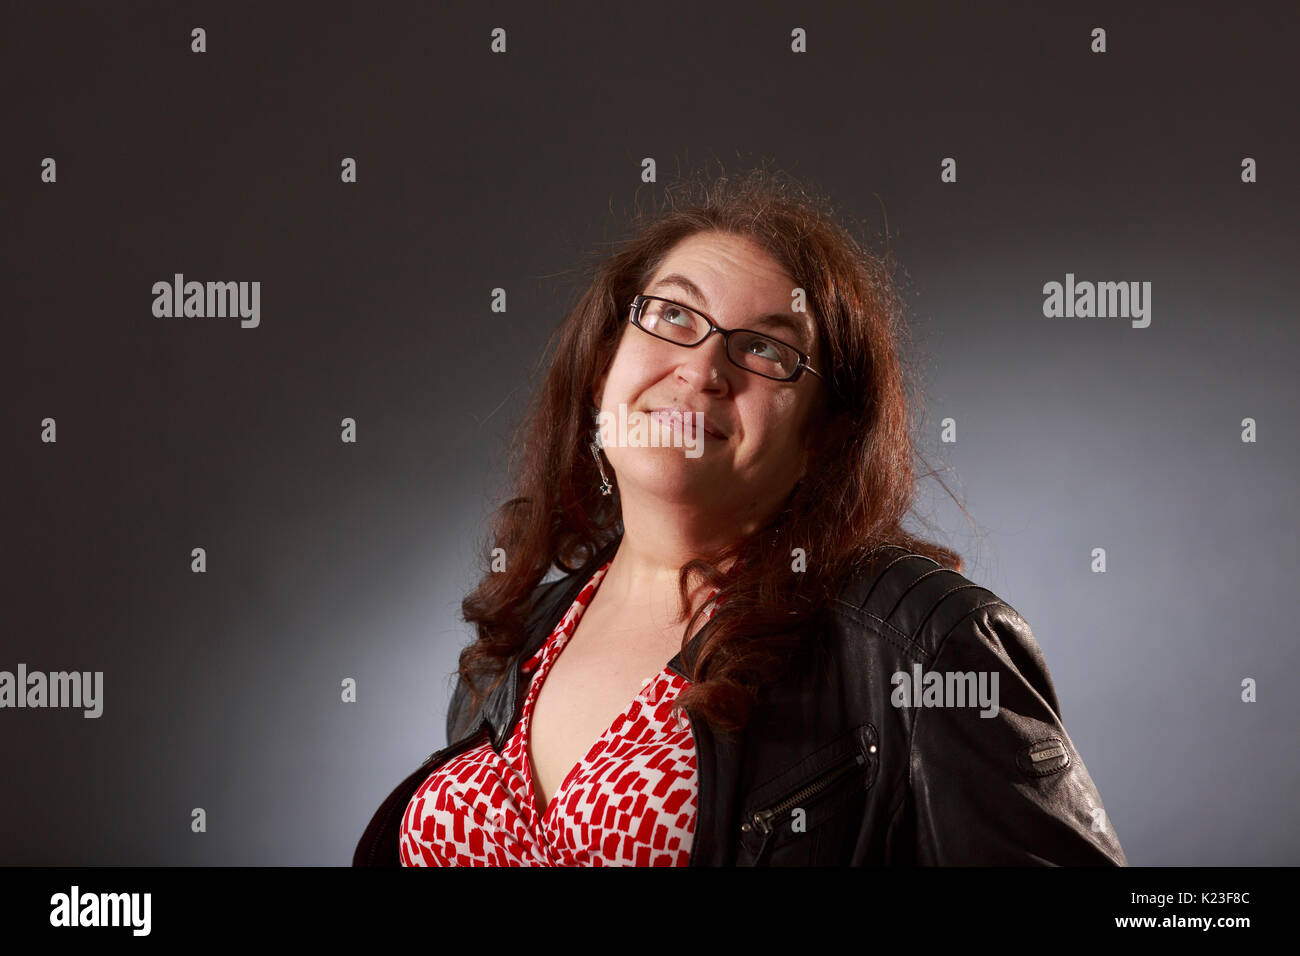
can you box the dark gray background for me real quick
[4,1,1297,865]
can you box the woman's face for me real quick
[594,230,826,532]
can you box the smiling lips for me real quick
[649,406,727,440]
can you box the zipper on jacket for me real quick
[741,749,867,861]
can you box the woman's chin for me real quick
[610,456,727,501]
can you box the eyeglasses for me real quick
[628,294,836,394]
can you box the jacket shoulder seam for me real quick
[829,597,929,661]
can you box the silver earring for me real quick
[589,410,612,495]
[589,441,613,496]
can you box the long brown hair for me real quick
[456,164,970,738]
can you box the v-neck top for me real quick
[399,559,721,866]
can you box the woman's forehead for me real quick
[647,235,818,353]
[654,231,788,284]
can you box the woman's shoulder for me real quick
[830,544,1032,657]
[826,543,1061,720]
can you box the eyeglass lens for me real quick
[636,298,800,380]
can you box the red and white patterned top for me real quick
[399,559,721,866]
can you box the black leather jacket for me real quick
[353,537,1127,866]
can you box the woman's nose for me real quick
[675,332,731,391]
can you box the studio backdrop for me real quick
[4,0,1297,865]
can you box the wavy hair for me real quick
[455,164,970,738]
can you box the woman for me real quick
[353,168,1128,866]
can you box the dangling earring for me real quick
[589,409,612,496]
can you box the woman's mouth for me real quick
[649,407,725,441]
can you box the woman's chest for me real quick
[526,615,687,810]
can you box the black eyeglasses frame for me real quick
[628,294,838,397]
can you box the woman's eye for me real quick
[643,303,694,331]
[746,339,781,362]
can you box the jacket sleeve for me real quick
[906,604,1128,865]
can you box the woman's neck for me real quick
[596,519,738,627]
